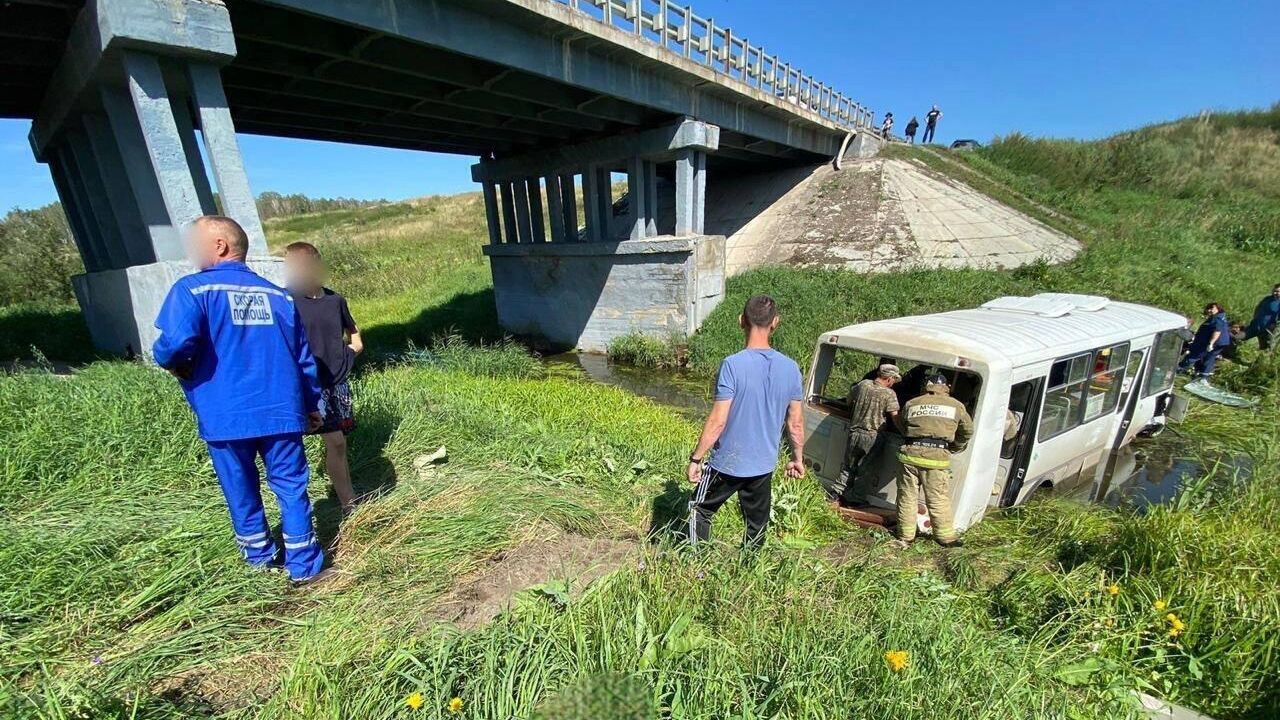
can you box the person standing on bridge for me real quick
[904,116,920,144]
[686,294,806,549]
[922,105,942,143]
[153,216,329,585]
[892,373,972,548]
[881,112,895,140]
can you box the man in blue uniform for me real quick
[1243,284,1280,351]
[153,215,327,584]
[1178,302,1231,380]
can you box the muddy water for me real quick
[543,352,711,419]
[1065,443,1252,511]
[546,353,1239,512]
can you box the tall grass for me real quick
[4,108,1280,719]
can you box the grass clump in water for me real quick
[402,333,545,379]
[606,332,686,369]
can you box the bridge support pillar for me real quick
[473,120,725,351]
[26,0,273,357]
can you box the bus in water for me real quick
[802,293,1186,532]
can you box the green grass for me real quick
[4,108,1280,719]
[606,332,687,369]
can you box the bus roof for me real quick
[822,294,1187,368]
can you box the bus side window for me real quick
[1116,349,1146,411]
[1144,331,1182,397]
[1001,381,1034,459]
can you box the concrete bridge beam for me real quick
[26,0,277,356]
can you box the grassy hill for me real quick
[2,108,1279,719]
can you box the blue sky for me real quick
[3,0,1277,211]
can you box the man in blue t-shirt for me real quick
[686,294,806,547]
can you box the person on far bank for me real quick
[1243,283,1280,351]
[881,112,895,140]
[1178,302,1231,380]
[904,116,919,144]
[153,216,329,585]
[893,373,972,548]
[686,294,806,549]
[922,105,942,143]
[284,241,363,514]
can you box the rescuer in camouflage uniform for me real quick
[894,373,973,547]
[836,363,901,503]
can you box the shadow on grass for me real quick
[359,288,503,362]
[648,478,691,541]
[312,404,403,558]
[0,304,96,364]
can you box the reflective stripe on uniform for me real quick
[283,531,315,550]
[235,530,271,549]
[896,451,951,469]
[189,283,293,301]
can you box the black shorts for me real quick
[314,381,355,435]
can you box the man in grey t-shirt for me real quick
[686,294,806,547]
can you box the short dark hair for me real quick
[1204,302,1222,313]
[195,215,249,258]
[284,241,321,258]
[742,294,779,328]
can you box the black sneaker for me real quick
[290,566,338,588]
[936,537,965,548]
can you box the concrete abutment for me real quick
[472,119,727,351]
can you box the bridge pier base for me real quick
[483,235,724,352]
[27,0,269,356]
[472,119,725,351]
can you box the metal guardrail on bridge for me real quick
[555,0,876,132]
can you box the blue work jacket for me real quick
[152,261,322,442]
[1249,295,1280,333]
[1190,311,1231,353]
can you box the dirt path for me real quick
[425,526,637,629]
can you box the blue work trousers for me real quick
[1179,346,1224,379]
[206,433,325,581]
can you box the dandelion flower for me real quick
[448,697,464,714]
[1165,613,1186,633]
[405,692,424,711]
[1153,599,1166,611]
[1169,628,1182,639]
[884,650,909,672]
[1106,584,1120,596]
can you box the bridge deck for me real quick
[5,0,874,165]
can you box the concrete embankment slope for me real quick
[708,155,1082,276]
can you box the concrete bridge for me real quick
[4,0,881,353]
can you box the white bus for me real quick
[803,293,1186,532]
